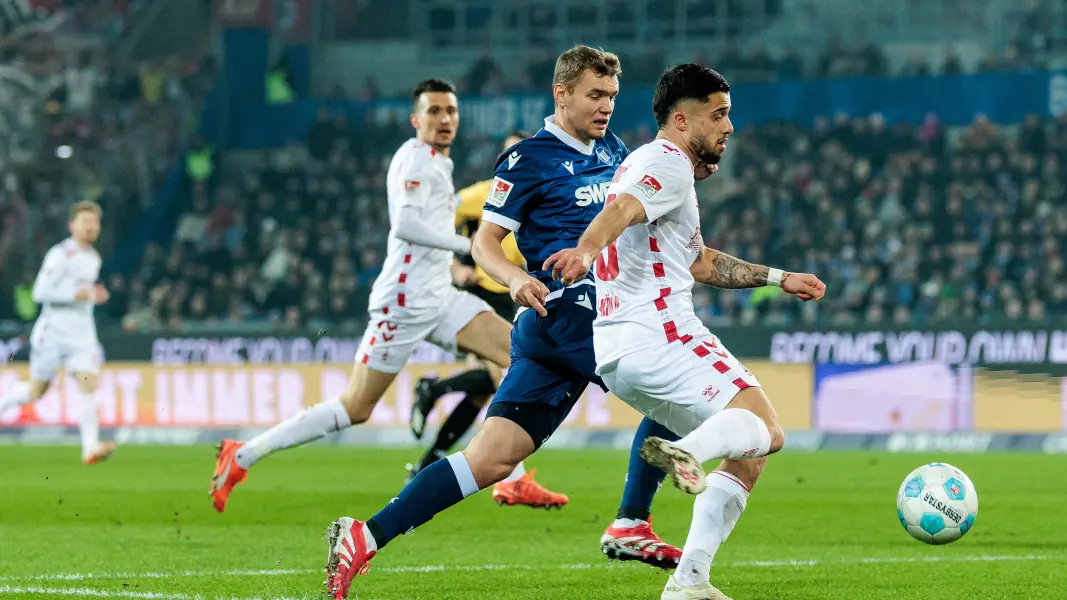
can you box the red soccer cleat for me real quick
[82,442,116,465]
[325,517,376,600]
[600,517,682,570]
[210,439,248,513]
[491,469,569,509]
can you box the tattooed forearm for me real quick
[693,249,770,289]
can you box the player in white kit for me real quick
[545,64,826,599]
[210,79,516,513]
[0,201,115,464]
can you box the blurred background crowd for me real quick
[1,0,1065,334]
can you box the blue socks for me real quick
[617,417,679,521]
[366,452,480,549]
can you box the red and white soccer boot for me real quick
[491,469,569,509]
[210,439,248,513]
[600,517,682,570]
[82,442,116,465]
[640,437,707,495]
[325,517,376,600]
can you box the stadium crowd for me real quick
[0,0,214,329]
[4,1,1065,333]
[99,109,1067,332]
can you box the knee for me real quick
[339,390,376,425]
[463,449,517,489]
[765,420,785,454]
[73,374,99,395]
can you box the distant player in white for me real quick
[0,201,115,464]
[210,78,514,512]
[545,64,826,599]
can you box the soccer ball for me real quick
[895,462,978,545]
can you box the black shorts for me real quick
[469,286,516,323]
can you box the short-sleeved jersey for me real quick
[482,116,629,307]
[32,238,101,338]
[592,139,704,371]
[370,138,457,315]
[455,178,524,295]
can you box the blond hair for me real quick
[553,45,622,92]
[70,200,102,221]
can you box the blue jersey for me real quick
[481,118,629,307]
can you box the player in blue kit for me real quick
[324,46,681,599]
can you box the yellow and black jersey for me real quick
[455,179,525,295]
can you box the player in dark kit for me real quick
[408,130,570,510]
[323,46,682,600]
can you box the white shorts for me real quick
[28,331,102,383]
[599,334,761,437]
[355,287,494,373]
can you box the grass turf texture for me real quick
[0,446,1064,599]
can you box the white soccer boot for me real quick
[661,574,733,600]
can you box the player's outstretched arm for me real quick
[543,193,647,285]
[394,205,472,255]
[473,221,549,316]
[691,247,826,301]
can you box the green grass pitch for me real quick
[0,446,1064,599]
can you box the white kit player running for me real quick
[545,64,826,599]
[210,78,515,513]
[0,201,114,464]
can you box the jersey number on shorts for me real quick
[594,194,620,281]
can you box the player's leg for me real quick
[408,358,497,479]
[210,315,427,512]
[668,457,764,598]
[600,415,682,569]
[323,325,580,598]
[0,339,58,415]
[410,354,498,440]
[0,378,49,414]
[604,338,778,598]
[424,292,550,497]
[67,343,114,464]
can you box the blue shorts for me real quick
[486,299,601,448]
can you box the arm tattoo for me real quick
[702,251,769,289]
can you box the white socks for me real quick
[674,471,750,587]
[501,461,526,483]
[236,398,352,469]
[76,388,101,459]
[673,408,772,463]
[0,381,31,415]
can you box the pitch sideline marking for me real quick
[0,586,313,600]
[0,552,1061,596]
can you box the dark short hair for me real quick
[553,45,622,92]
[411,78,457,105]
[652,64,730,128]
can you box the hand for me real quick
[93,283,110,305]
[450,263,481,288]
[509,273,549,317]
[781,272,826,302]
[542,248,594,286]
[694,162,719,181]
[74,288,92,302]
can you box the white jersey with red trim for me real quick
[30,238,101,341]
[593,138,706,373]
[369,138,457,316]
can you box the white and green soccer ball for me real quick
[896,462,978,545]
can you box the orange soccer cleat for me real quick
[491,469,569,509]
[210,439,248,513]
[82,442,116,465]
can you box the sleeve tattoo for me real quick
[696,250,772,289]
